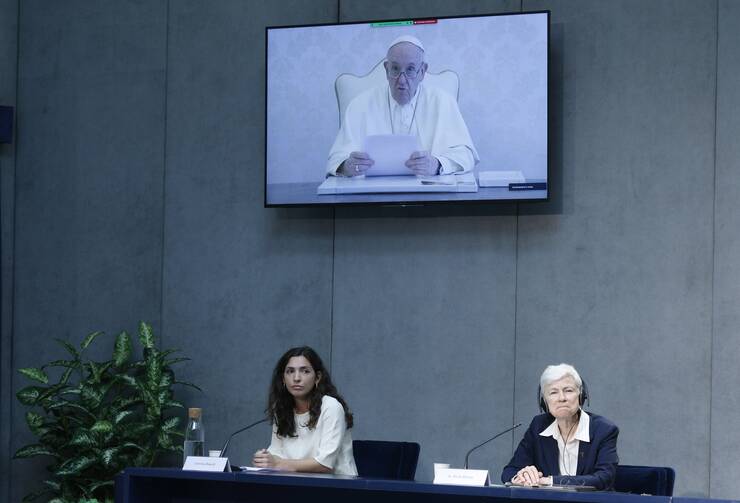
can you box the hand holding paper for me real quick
[340,151,374,177]
[405,150,440,176]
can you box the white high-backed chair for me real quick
[334,59,459,127]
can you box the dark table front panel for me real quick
[116,468,674,503]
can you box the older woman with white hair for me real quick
[501,364,619,490]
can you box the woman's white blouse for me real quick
[267,395,357,476]
[539,410,591,478]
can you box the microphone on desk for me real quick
[464,423,522,469]
[219,417,270,459]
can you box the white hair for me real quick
[539,363,582,397]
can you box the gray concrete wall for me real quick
[4,0,740,500]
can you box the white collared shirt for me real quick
[539,410,591,477]
[388,85,421,136]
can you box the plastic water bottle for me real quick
[183,407,205,463]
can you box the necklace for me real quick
[387,87,419,135]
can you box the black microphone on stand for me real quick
[219,418,270,458]
[464,423,522,469]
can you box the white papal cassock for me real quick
[326,83,479,176]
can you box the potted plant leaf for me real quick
[13,321,200,503]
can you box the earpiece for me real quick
[538,385,546,413]
[580,380,590,407]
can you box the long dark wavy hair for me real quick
[267,346,354,438]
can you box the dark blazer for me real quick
[501,412,619,490]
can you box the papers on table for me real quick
[419,174,458,186]
[362,134,420,177]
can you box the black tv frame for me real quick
[264,10,551,209]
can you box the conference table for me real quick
[114,467,735,503]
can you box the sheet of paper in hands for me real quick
[362,134,420,176]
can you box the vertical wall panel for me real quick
[0,1,19,501]
[332,0,520,482]
[518,1,716,497]
[161,0,337,465]
[11,1,168,500]
[711,0,740,499]
[331,215,518,481]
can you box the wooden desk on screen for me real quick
[265,181,547,206]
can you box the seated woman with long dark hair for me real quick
[252,346,357,475]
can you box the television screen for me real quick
[265,11,549,207]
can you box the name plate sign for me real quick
[182,456,231,472]
[434,468,490,487]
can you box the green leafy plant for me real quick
[14,321,200,503]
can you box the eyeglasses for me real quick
[387,64,422,80]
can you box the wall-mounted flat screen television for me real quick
[265,11,549,207]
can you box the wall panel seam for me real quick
[329,208,335,372]
[708,0,720,496]
[5,0,22,500]
[329,0,340,373]
[159,0,171,347]
[511,205,519,455]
